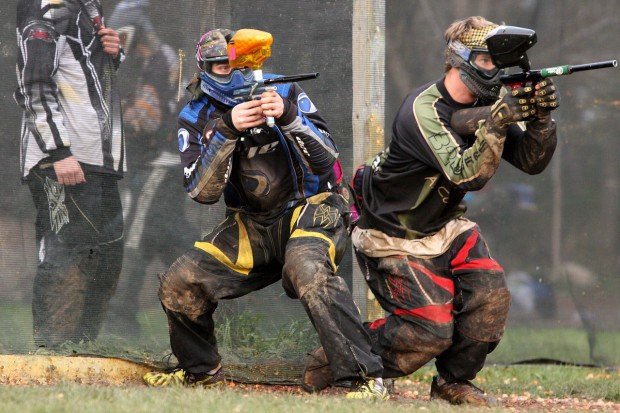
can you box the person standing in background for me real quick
[15,0,124,347]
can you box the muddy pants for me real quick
[27,166,124,347]
[158,192,383,381]
[354,227,510,381]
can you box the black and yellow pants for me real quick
[158,192,383,381]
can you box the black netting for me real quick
[0,0,618,386]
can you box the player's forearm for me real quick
[184,123,237,204]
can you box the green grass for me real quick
[1,302,619,411]
[0,385,421,413]
[488,326,620,366]
[406,365,620,402]
[0,365,617,413]
[214,312,319,361]
[1,303,35,352]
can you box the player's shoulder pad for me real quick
[179,99,208,125]
[22,20,58,42]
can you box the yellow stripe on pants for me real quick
[289,229,337,272]
[194,213,254,275]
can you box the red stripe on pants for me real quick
[450,230,502,272]
[368,317,387,330]
[394,303,453,324]
[453,258,503,271]
[408,260,455,295]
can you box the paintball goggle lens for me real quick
[470,51,500,79]
[203,67,253,85]
[449,40,500,79]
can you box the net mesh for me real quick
[0,0,618,385]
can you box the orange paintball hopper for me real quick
[227,29,273,70]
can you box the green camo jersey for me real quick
[357,78,557,240]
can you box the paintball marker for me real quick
[227,29,319,127]
[486,25,617,89]
[450,25,617,135]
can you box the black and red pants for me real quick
[355,227,510,381]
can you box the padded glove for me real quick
[487,86,537,131]
[534,78,560,117]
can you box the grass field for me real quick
[0,364,618,413]
[1,303,620,412]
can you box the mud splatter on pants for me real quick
[355,227,510,380]
[158,192,383,380]
[27,167,124,347]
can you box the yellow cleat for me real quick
[345,379,390,401]
[143,368,226,388]
[144,369,186,387]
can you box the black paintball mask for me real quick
[447,39,502,101]
[484,25,537,71]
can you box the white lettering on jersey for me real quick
[178,128,190,152]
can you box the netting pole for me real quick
[351,0,385,322]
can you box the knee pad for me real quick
[457,285,511,342]
[158,255,210,320]
[282,258,331,299]
[388,322,453,375]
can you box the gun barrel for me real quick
[539,60,618,78]
[569,60,617,74]
[263,72,320,85]
[500,70,542,85]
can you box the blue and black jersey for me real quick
[177,75,341,224]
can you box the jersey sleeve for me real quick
[276,82,338,174]
[409,91,505,191]
[502,117,557,174]
[14,6,71,162]
[178,104,238,204]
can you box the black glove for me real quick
[534,78,560,116]
[487,86,537,132]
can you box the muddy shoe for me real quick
[430,375,498,407]
[144,367,226,388]
[302,346,334,393]
[345,378,390,401]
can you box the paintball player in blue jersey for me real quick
[142,28,387,400]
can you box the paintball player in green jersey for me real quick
[303,16,559,406]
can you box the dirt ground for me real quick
[228,380,620,412]
[1,373,618,411]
